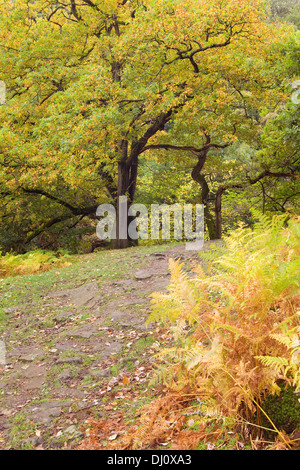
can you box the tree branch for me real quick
[140,141,230,156]
[21,188,98,216]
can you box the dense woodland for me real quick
[0,0,299,452]
[0,0,299,252]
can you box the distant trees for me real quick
[268,0,300,28]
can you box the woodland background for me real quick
[0,0,299,253]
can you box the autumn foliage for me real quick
[0,0,293,250]
[90,214,299,450]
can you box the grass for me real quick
[0,240,196,450]
[0,242,178,332]
[8,412,38,450]
[135,336,156,353]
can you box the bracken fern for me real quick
[149,214,300,425]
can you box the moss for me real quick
[260,385,300,436]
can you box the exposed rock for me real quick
[8,346,45,362]
[23,435,44,448]
[56,356,83,365]
[110,311,125,321]
[112,280,136,287]
[102,341,122,358]
[57,369,73,381]
[20,364,46,379]
[119,320,148,330]
[150,253,167,260]
[134,271,153,280]
[56,387,86,399]
[23,377,45,390]
[68,326,97,339]
[90,368,111,379]
[63,424,83,440]
[55,340,78,352]
[53,311,75,323]
[29,400,72,425]
[48,282,100,309]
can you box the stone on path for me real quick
[110,311,125,321]
[57,369,73,381]
[7,346,45,362]
[53,311,75,323]
[28,400,72,425]
[102,341,123,358]
[134,271,153,280]
[68,326,98,339]
[20,364,47,389]
[20,364,46,379]
[48,282,100,309]
[23,377,45,390]
[56,356,83,365]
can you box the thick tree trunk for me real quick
[111,142,139,249]
[110,111,173,249]
[199,174,218,240]
[191,152,218,240]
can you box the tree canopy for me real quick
[0,0,298,251]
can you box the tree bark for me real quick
[213,170,299,239]
[191,150,217,240]
[111,111,173,248]
[215,187,224,240]
[199,174,218,240]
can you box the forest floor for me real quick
[0,242,204,450]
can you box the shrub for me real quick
[0,250,72,278]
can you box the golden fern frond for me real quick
[255,355,289,372]
[270,332,300,350]
[154,346,189,363]
[172,318,189,341]
[185,345,204,370]
[147,294,182,324]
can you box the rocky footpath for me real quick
[0,244,200,449]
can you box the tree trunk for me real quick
[214,187,223,240]
[191,152,218,240]
[199,174,218,240]
[108,105,173,249]
[111,141,139,249]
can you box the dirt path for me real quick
[0,244,201,449]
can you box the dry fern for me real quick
[148,214,300,433]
